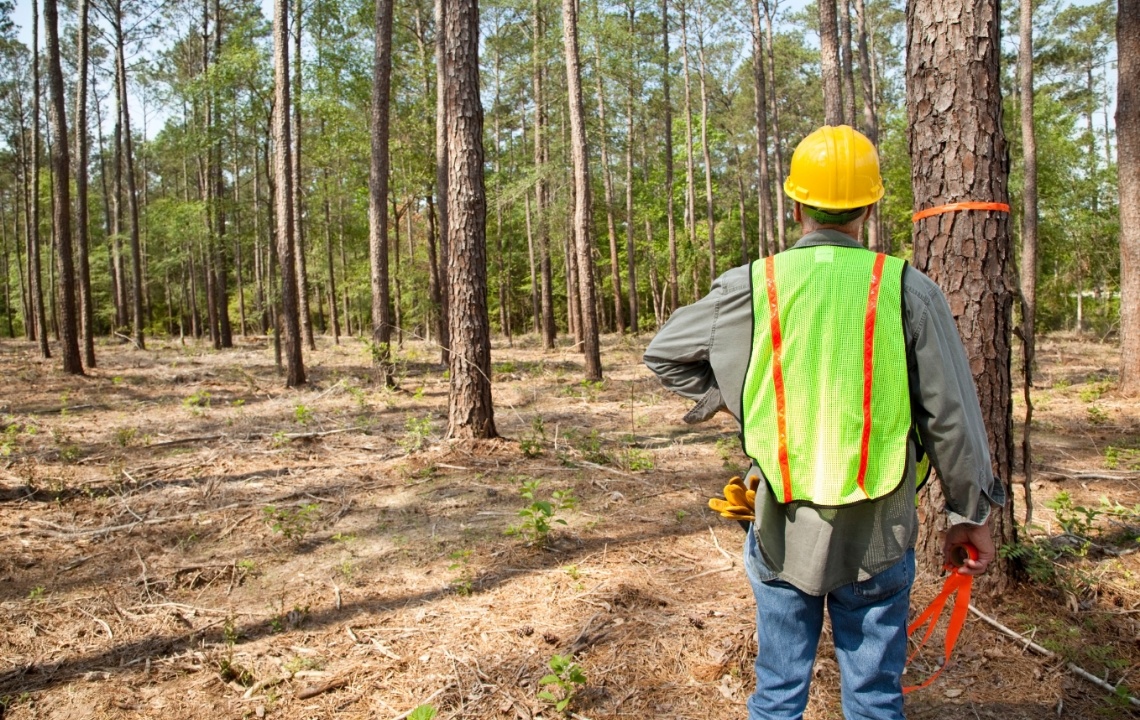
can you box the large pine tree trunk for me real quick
[819,0,843,125]
[273,0,306,387]
[44,0,82,374]
[444,0,497,438]
[1119,0,1140,394]
[907,0,1015,586]
[368,0,396,386]
[1018,0,1038,517]
[74,0,95,367]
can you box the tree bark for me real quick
[444,0,497,438]
[1018,0,1038,518]
[907,0,1015,586]
[369,0,396,385]
[839,0,856,125]
[533,0,556,349]
[44,0,82,373]
[696,14,716,288]
[273,0,306,387]
[749,0,773,258]
[662,0,678,312]
[436,0,452,363]
[760,0,787,250]
[1119,0,1140,394]
[74,0,95,367]
[593,23,625,334]
[293,0,314,351]
[31,0,50,358]
[819,0,844,125]
[624,0,638,332]
[679,1,698,300]
[113,0,144,350]
[854,0,882,251]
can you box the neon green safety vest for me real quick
[741,245,912,507]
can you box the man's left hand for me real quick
[943,521,995,576]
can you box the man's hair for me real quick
[802,204,867,226]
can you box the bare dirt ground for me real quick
[2,331,1139,720]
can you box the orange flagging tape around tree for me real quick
[911,202,1011,223]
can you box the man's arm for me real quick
[643,284,725,404]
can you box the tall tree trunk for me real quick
[114,1,145,349]
[31,0,50,357]
[444,0,497,438]
[819,0,843,125]
[854,0,882,251]
[594,23,625,334]
[624,0,638,332]
[562,0,602,380]
[293,0,315,351]
[679,2,698,300]
[1119,0,1140,395]
[662,0,678,312]
[761,0,787,250]
[839,0,856,125]
[1018,0,1038,521]
[696,16,716,288]
[214,0,232,349]
[436,0,452,362]
[74,0,95,367]
[368,0,395,385]
[44,0,82,373]
[907,0,1015,586]
[493,27,511,343]
[749,0,773,257]
[534,0,556,350]
[323,168,338,343]
[273,0,306,387]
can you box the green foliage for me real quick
[505,479,577,546]
[520,416,547,458]
[538,654,587,714]
[183,391,211,415]
[263,503,321,542]
[407,705,437,720]
[293,404,314,425]
[400,416,433,453]
[114,427,138,447]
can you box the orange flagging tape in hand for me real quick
[902,544,978,694]
[911,202,1010,223]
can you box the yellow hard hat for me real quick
[783,125,884,210]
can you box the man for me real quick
[643,125,1004,720]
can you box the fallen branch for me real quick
[296,675,348,700]
[968,604,1140,708]
[682,564,734,582]
[147,434,224,449]
[243,674,289,700]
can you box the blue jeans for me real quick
[743,525,914,720]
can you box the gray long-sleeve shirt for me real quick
[644,230,1005,595]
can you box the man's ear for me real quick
[793,202,802,223]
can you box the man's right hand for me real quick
[943,520,996,576]
[683,387,727,424]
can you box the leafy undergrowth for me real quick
[0,331,1138,719]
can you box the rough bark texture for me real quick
[114,2,145,350]
[819,0,843,126]
[273,0,306,387]
[1018,0,1038,517]
[435,0,451,363]
[854,0,881,252]
[31,0,50,358]
[760,0,786,251]
[1119,0,1140,394]
[369,0,396,385]
[594,37,625,334]
[75,0,95,368]
[444,0,497,438]
[533,0,556,350]
[907,0,1015,587]
[562,0,602,380]
[662,0,678,312]
[44,0,82,374]
[839,0,856,126]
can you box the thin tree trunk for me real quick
[679,1,698,300]
[444,0,497,438]
[74,0,95,366]
[392,195,402,347]
[1120,0,1140,394]
[907,0,1014,586]
[31,0,50,357]
[662,0,678,312]
[594,22,625,334]
[523,136,540,334]
[44,0,82,372]
[369,0,395,384]
[273,0,306,386]
[854,0,882,251]
[695,14,716,288]
[839,0,856,125]
[1018,0,1038,523]
[749,0,773,257]
[493,37,511,342]
[534,0,556,349]
[113,1,144,349]
[761,0,786,250]
[293,0,314,351]
[214,0,232,348]
[323,167,339,343]
[435,0,451,363]
[625,0,638,332]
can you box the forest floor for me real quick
[1,331,1140,720]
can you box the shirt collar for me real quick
[789,229,865,250]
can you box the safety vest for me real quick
[741,245,911,507]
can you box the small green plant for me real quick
[263,503,321,542]
[400,415,433,453]
[538,654,587,715]
[575,429,611,464]
[1079,380,1113,403]
[183,390,211,414]
[270,430,289,448]
[27,586,46,601]
[59,391,71,416]
[1086,405,1108,425]
[520,416,547,458]
[111,376,125,386]
[505,480,577,546]
[619,447,654,472]
[222,617,240,646]
[1,421,24,456]
[407,706,438,720]
[412,386,426,401]
[293,404,314,425]
[346,385,368,409]
[335,560,356,581]
[563,565,581,580]
[716,436,745,472]
[674,509,688,522]
[114,427,138,447]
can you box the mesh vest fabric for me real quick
[742,246,910,506]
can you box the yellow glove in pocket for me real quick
[708,475,760,521]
